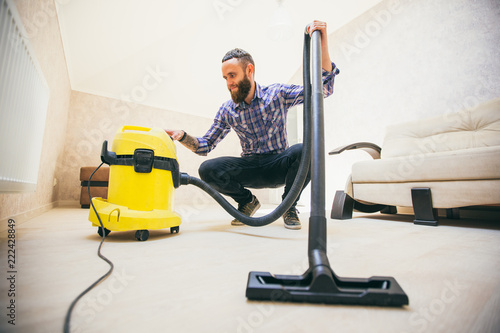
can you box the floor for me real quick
[1,204,499,333]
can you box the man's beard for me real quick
[230,75,252,104]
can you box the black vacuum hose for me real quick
[180,28,314,227]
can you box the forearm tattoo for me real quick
[180,133,199,152]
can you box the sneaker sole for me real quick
[284,223,301,230]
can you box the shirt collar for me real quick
[254,82,263,100]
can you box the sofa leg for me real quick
[411,188,438,226]
[331,190,354,220]
[353,201,390,213]
[446,208,460,219]
[380,205,397,214]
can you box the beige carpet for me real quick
[1,205,499,333]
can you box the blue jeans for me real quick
[198,143,310,208]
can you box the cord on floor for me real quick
[63,162,114,333]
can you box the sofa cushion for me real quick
[381,98,500,159]
[352,146,500,183]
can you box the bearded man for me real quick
[166,20,339,229]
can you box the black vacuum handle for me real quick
[100,141,117,165]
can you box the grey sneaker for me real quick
[283,207,301,230]
[231,195,261,226]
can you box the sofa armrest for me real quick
[328,142,381,159]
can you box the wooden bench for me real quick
[80,166,110,208]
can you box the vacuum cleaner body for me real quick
[89,126,181,241]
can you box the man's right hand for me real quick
[165,129,199,152]
[165,129,185,141]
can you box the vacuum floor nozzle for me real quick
[246,268,409,307]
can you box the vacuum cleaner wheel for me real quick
[135,229,149,241]
[97,227,111,238]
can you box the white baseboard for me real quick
[58,200,80,208]
[0,201,58,232]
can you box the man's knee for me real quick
[288,143,303,163]
[198,159,218,183]
[288,144,310,179]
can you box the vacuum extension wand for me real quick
[243,27,410,307]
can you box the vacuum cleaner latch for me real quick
[134,149,154,173]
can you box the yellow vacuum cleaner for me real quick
[88,126,181,241]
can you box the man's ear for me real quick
[246,63,254,77]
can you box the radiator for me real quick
[0,0,50,192]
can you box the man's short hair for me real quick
[222,48,255,71]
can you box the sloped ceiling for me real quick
[56,0,382,118]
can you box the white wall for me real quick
[0,0,72,224]
[4,0,499,223]
[290,0,500,210]
[57,90,242,206]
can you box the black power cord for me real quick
[63,162,114,333]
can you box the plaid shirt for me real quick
[196,62,339,156]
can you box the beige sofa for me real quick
[330,97,500,225]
